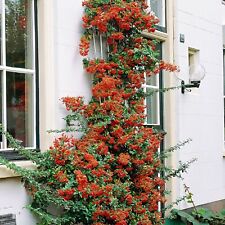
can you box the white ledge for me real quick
[0,161,36,179]
[142,30,168,41]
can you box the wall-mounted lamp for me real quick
[181,64,206,94]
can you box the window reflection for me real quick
[0,1,2,65]
[146,88,159,125]
[146,74,158,86]
[5,0,33,69]
[6,72,34,147]
[149,0,166,29]
[0,73,2,148]
[223,49,225,95]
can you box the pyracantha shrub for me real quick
[0,0,194,225]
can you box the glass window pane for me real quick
[146,88,159,125]
[6,72,34,147]
[224,98,225,141]
[146,74,158,86]
[0,72,2,148]
[223,49,225,95]
[0,1,2,65]
[150,0,166,28]
[6,0,33,69]
[89,32,108,59]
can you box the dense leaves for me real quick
[170,208,225,225]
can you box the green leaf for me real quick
[165,218,186,225]
[171,209,209,225]
[193,208,214,221]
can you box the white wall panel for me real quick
[54,0,92,130]
[174,0,225,208]
[0,178,36,225]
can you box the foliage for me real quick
[168,185,225,225]
[0,0,193,225]
[169,208,225,225]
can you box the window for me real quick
[147,0,166,32]
[90,31,108,59]
[144,42,163,127]
[188,48,201,87]
[0,0,37,151]
[188,48,199,68]
[90,32,163,127]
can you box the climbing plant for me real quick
[0,0,194,224]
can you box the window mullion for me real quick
[2,70,6,149]
[1,0,7,149]
[4,67,35,74]
[2,0,6,67]
[145,85,158,89]
[31,0,36,148]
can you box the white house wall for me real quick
[0,178,36,224]
[174,0,225,208]
[39,0,92,150]
[54,0,92,130]
[223,4,225,45]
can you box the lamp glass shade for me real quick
[189,64,206,82]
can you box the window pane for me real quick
[6,0,33,69]
[6,72,34,147]
[0,1,2,65]
[146,88,159,124]
[223,49,225,95]
[89,32,108,59]
[224,99,225,140]
[0,72,2,148]
[150,0,166,28]
[146,74,158,86]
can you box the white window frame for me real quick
[0,0,36,150]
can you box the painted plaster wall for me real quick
[54,0,92,131]
[38,0,92,150]
[0,178,36,225]
[223,3,225,44]
[174,0,225,208]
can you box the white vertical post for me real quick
[107,42,109,58]
[31,0,36,148]
[38,0,57,150]
[143,72,148,124]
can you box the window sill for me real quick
[142,30,168,42]
[0,160,35,179]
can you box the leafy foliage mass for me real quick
[169,208,225,225]
[0,0,193,225]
